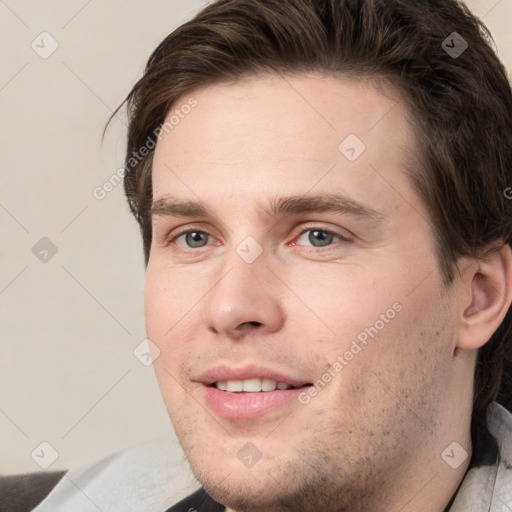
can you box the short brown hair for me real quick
[110,0,512,456]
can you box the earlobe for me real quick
[457,243,512,351]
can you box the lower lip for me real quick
[201,385,309,420]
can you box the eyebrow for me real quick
[264,194,385,221]
[150,194,384,222]
[151,198,209,218]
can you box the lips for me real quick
[195,364,313,420]
[196,364,311,389]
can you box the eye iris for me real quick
[308,230,333,247]
[186,232,208,247]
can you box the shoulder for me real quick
[450,403,512,511]
[489,403,512,505]
[13,437,198,512]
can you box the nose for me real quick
[203,252,286,340]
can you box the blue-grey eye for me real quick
[308,230,334,247]
[177,231,209,248]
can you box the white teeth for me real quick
[226,380,243,392]
[243,378,262,392]
[261,378,277,391]
[216,381,228,391]
[214,379,294,392]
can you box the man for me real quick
[8,0,512,510]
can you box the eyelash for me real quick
[292,226,350,249]
[165,224,350,250]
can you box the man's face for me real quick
[146,74,463,510]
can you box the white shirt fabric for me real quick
[34,403,512,511]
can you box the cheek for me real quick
[283,261,403,343]
[349,281,455,396]
[291,257,449,388]
[144,272,171,340]
[144,265,198,364]
[144,269,195,413]
[144,260,201,329]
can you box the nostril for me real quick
[245,321,262,328]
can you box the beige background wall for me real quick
[1,0,511,475]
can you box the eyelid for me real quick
[289,223,352,245]
[163,223,218,248]
[160,222,351,250]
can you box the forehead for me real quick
[152,73,419,217]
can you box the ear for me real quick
[456,243,512,351]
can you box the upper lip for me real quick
[195,364,311,388]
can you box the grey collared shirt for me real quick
[34,403,512,511]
